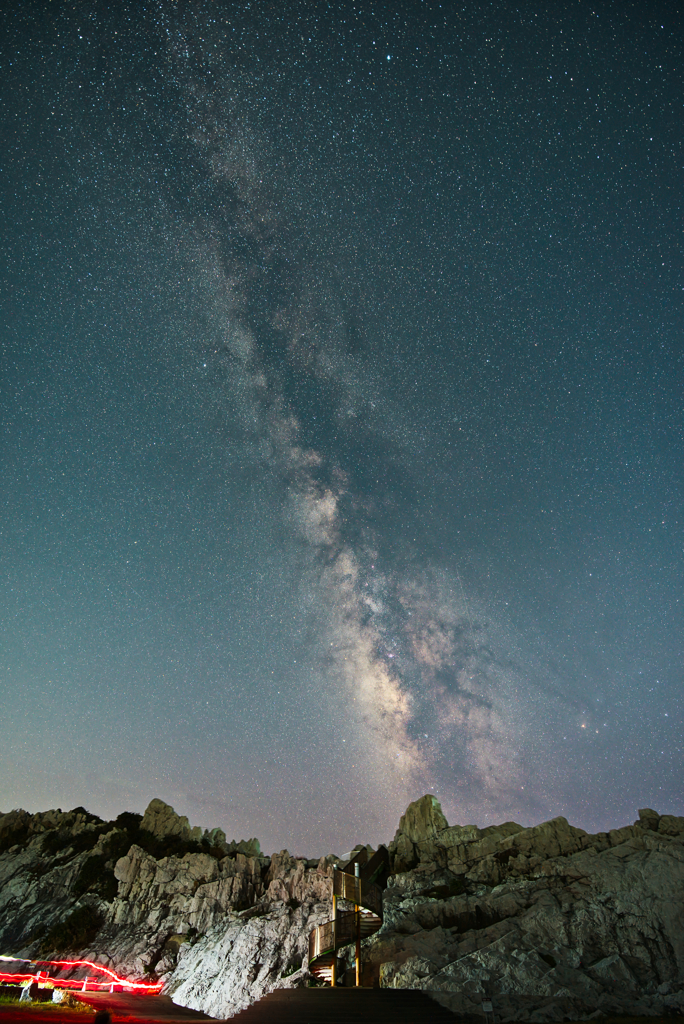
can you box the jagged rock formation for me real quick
[140,798,204,843]
[1,796,683,1021]
[377,798,684,1021]
[392,794,449,873]
[0,800,335,1018]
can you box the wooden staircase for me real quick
[308,845,389,985]
[225,848,460,1022]
[225,987,458,1022]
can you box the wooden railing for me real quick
[308,845,389,986]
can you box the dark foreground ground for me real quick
[0,993,680,1024]
[0,992,211,1023]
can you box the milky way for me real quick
[1,2,682,854]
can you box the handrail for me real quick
[308,846,389,986]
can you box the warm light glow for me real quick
[0,954,163,993]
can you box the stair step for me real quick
[227,988,457,1023]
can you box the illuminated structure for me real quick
[308,846,389,986]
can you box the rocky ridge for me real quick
[0,800,335,1018]
[378,798,684,1021]
[0,797,683,1021]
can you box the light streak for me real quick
[0,954,163,993]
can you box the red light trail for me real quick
[0,955,163,993]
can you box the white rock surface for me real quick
[140,798,199,842]
[1,797,683,1020]
[374,798,684,1021]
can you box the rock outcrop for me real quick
[1,797,683,1021]
[378,799,684,1021]
[140,798,203,843]
[0,800,335,1019]
[391,793,450,873]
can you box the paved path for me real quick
[226,988,459,1023]
[78,993,213,1021]
[0,989,458,1023]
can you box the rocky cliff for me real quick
[1,796,683,1021]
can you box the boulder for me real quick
[394,795,448,845]
[390,794,449,871]
[636,807,660,830]
[658,814,684,836]
[140,799,193,841]
[229,838,261,857]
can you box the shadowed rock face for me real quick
[391,794,450,873]
[1,797,683,1021]
[0,799,335,1019]
[380,799,684,1021]
[141,799,201,843]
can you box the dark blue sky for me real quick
[1,1,682,854]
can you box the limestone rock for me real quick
[0,809,32,850]
[140,799,193,841]
[2,799,684,1022]
[204,827,226,848]
[389,794,449,872]
[440,823,482,846]
[394,795,448,845]
[392,833,418,874]
[658,814,684,836]
[166,900,327,1018]
[371,801,684,1022]
[230,838,261,857]
[636,807,660,830]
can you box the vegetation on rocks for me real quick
[0,821,31,856]
[38,905,104,955]
[72,854,118,901]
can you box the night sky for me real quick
[1,1,682,856]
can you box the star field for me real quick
[0,1,682,854]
